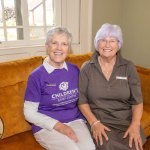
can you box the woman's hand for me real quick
[123,122,143,150]
[91,121,111,146]
[54,122,78,142]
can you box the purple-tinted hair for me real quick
[94,23,123,50]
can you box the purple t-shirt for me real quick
[25,62,84,133]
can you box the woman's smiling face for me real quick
[98,37,119,59]
[46,33,70,68]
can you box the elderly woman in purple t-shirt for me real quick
[24,27,95,150]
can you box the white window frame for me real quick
[0,0,62,47]
[0,0,93,62]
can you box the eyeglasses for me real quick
[100,39,118,46]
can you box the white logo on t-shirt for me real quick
[59,82,68,91]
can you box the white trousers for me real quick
[34,119,95,150]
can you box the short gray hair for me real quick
[45,26,72,46]
[94,23,123,50]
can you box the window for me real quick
[0,0,64,46]
[0,0,92,62]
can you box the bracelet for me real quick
[90,120,100,132]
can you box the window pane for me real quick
[28,0,44,26]
[46,0,54,26]
[15,0,23,26]
[17,28,24,40]
[4,0,16,26]
[6,27,24,41]
[0,29,4,41]
[30,27,44,40]
[34,4,43,26]
[7,28,17,41]
[0,1,3,27]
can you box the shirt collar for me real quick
[90,51,128,67]
[43,56,68,74]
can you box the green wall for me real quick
[92,0,150,68]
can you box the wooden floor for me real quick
[143,137,150,150]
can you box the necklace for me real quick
[98,56,116,79]
[102,67,111,75]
